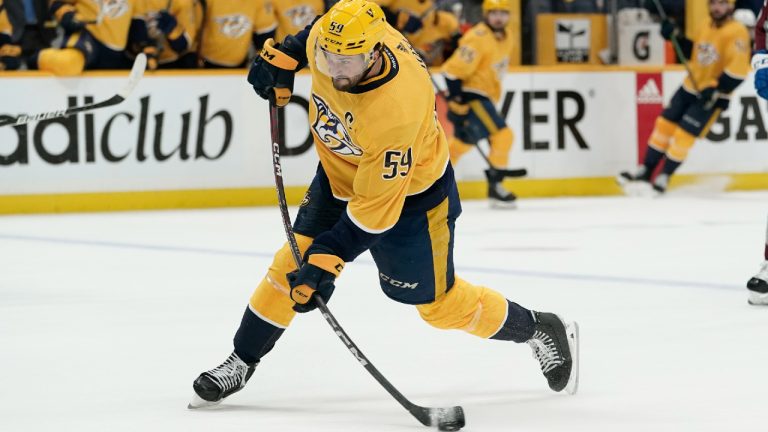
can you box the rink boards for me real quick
[1,67,767,213]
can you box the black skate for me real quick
[485,169,517,208]
[616,166,655,197]
[616,165,650,186]
[188,352,257,409]
[651,173,669,194]
[747,261,768,306]
[527,312,579,395]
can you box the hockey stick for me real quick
[649,0,701,92]
[429,76,527,178]
[0,53,147,127]
[268,101,465,431]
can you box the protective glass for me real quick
[315,41,370,80]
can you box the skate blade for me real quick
[489,199,517,210]
[620,181,658,198]
[564,321,580,396]
[188,393,222,409]
[748,291,768,306]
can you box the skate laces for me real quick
[205,353,248,391]
[527,330,564,373]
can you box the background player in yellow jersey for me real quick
[403,1,460,67]
[0,0,21,70]
[272,0,324,43]
[139,0,199,68]
[197,0,276,67]
[441,0,518,207]
[618,0,750,194]
[189,0,579,409]
[30,0,148,75]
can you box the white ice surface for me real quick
[1,191,767,432]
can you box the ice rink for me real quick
[2,190,767,432]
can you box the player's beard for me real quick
[331,72,365,91]
[710,8,732,25]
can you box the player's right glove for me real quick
[287,244,344,313]
[155,11,179,36]
[753,50,768,100]
[247,36,303,107]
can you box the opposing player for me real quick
[441,0,518,207]
[617,0,750,194]
[189,0,579,410]
[745,0,768,305]
[29,0,148,75]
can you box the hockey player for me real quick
[617,0,750,194]
[189,0,579,410]
[441,0,518,207]
[140,0,200,68]
[373,0,427,35]
[744,0,768,305]
[0,0,21,70]
[29,0,148,75]
[272,0,324,43]
[197,0,276,68]
[404,2,461,67]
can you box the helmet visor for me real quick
[315,41,370,81]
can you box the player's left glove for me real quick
[247,36,303,107]
[287,244,345,313]
[752,50,768,100]
[697,86,727,111]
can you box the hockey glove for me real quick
[287,245,344,313]
[247,37,302,107]
[155,11,179,36]
[396,10,423,34]
[0,43,21,71]
[660,19,678,41]
[57,9,87,33]
[698,86,727,111]
[446,99,470,125]
[752,50,768,100]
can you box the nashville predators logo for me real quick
[215,14,252,39]
[492,58,509,80]
[285,5,317,28]
[696,43,719,67]
[311,95,362,156]
[99,0,129,20]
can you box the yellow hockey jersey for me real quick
[406,9,458,67]
[305,23,450,233]
[441,22,513,102]
[0,1,11,39]
[199,0,277,66]
[273,0,323,43]
[685,18,750,94]
[144,0,198,63]
[55,0,148,51]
